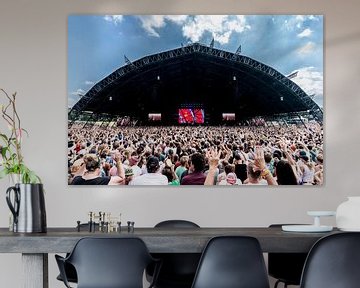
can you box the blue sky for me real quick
[68,15,323,108]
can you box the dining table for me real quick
[0,226,340,288]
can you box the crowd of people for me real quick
[68,123,323,186]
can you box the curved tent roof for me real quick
[71,43,322,123]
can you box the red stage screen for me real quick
[178,109,204,124]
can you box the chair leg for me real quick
[274,279,289,288]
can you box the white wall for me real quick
[1,0,360,287]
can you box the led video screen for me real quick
[148,113,161,121]
[178,108,204,124]
[222,113,236,121]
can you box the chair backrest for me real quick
[191,236,270,288]
[155,219,200,228]
[66,237,154,288]
[268,224,308,285]
[150,220,201,287]
[300,232,360,288]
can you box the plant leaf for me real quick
[0,168,9,179]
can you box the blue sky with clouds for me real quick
[68,15,323,108]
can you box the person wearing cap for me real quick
[124,168,134,185]
[129,156,168,185]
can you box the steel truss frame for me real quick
[70,43,323,123]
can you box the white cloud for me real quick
[182,15,250,45]
[297,41,316,55]
[284,15,320,31]
[136,15,250,44]
[298,28,313,38]
[85,81,94,85]
[137,15,188,37]
[104,15,123,25]
[70,88,85,96]
[166,15,188,24]
[137,16,166,37]
[291,67,323,103]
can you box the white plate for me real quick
[338,227,360,232]
[282,225,333,232]
[307,211,336,217]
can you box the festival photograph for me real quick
[68,15,323,186]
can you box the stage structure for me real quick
[69,43,323,127]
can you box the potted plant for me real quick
[0,89,41,183]
[0,88,46,233]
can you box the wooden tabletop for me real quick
[0,227,340,253]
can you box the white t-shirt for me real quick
[131,165,142,177]
[129,173,168,185]
[219,179,242,185]
[245,179,268,185]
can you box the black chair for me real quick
[300,232,360,288]
[191,236,270,288]
[147,220,201,288]
[55,237,160,288]
[56,223,99,284]
[268,224,308,288]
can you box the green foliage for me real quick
[0,89,41,184]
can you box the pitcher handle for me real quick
[6,186,20,224]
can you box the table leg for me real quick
[22,253,48,288]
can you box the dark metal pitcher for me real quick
[6,183,47,233]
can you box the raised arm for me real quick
[253,147,278,185]
[204,148,221,186]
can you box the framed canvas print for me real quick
[68,15,323,186]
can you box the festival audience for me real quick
[68,122,323,185]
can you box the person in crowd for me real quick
[314,154,324,185]
[233,153,248,183]
[243,148,277,185]
[219,172,242,185]
[128,152,142,177]
[175,156,189,181]
[218,164,242,185]
[68,158,85,184]
[181,153,207,185]
[162,165,180,185]
[275,160,298,185]
[297,150,315,185]
[129,156,168,185]
[71,153,125,185]
[124,168,134,185]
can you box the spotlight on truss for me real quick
[209,38,214,48]
[235,44,242,55]
[286,71,298,79]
